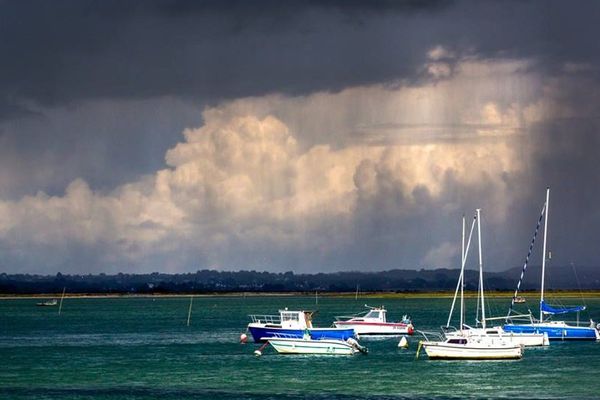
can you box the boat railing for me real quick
[441,325,459,333]
[249,314,281,324]
[270,332,302,339]
[417,330,445,342]
[503,312,537,324]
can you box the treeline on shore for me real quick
[1,265,599,294]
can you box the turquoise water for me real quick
[1,296,600,399]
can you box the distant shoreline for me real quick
[2,290,600,300]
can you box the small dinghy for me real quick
[36,299,57,306]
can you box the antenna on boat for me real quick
[460,215,465,331]
[540,187,550,323]
[187,295,194,326]
[477,209,486,329]
[58,287,66,316]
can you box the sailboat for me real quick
[445,210,549,347]
[503,188,600,340]
[420,210,523,360]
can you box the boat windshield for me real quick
[365,310,381,319]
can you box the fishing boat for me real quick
[247,309,355,343]
[333,305,414,336]
[36,299,58,306]
[265,333,368,355]
[503,188,600,341]
[420,210,526,360]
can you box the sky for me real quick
[1,0,600,274]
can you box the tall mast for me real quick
[447,215,476,329]
[58,286,66,316]
[477,209,486,329]
[540,187,550,322]
[460,215,465,331]
[187,295,194,326]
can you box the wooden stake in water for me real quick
[355,284,359,301]
[187,295,194,327]
[58,287,66,316]
[315,291,318,306]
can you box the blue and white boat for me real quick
[247,309,355,343]
[503,188,600,341]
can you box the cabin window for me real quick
[487,331,498,334]
[282,313,299,322]
[447,338,467,344]
[366,311,380,319]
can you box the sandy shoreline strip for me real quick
[2,290,600,300]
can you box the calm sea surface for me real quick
[2,295,600,399]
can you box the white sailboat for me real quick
[445,324,548,347]
[445,210,549,347]
[421,210,523,360]
[419,335,523,360]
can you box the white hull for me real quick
[333,322,412,336]
[267,338,358,355]
[446,328,549,347]
[333,306,413,337]
[422,341,523,360]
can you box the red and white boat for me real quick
[333,305,414,336]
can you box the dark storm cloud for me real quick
[2,0,599,118]
[0,0,459,196]
[0,0,453,115]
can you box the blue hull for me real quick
[248,326,355,343]
[503,323,598,340]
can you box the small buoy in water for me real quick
[254,349,262,357]
[398,336,409,349]
[240,333,248,344]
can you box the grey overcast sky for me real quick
[1,0,600,274]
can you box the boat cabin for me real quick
[279,310,314,329]
[363,308,387,322]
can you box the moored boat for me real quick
[420,210,527,360]
[503,319,600,340]
[266,334,368,355]
[36,299,58,306]
[445,325,549,347]
[420,336,523,360]
[503,188,600,341]
[247,309,354,343]
[333,305,414,336]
